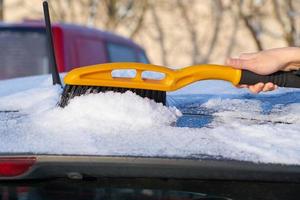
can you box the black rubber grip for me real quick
[239,70,300,88]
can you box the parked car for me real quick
[0,20,149,80]
[0,75,300,200]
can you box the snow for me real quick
[1,75,300,165]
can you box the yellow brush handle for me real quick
[64,62,242,91]
[173,64,241,90]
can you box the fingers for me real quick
[236,82,278,93]
[226,53,258,71]
[227,52,280,93]
[236,84,248,88]
[226,58,245,69]
[225,57,253,71]
[282,63,300,71]
[249,82,264,93]
[262,82,276,92]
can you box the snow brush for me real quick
[58,62,300,107]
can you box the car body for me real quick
[0,75,300,199]
[0,21,149,80]
[1,155,300,200]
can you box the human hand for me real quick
[226,47,300,93]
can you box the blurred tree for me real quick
[177,0,201,64]
[202,0,223,63]
[48,0,148,39]
[0,0,3,21]
[225,0,239,58]
[234,0,300,50]
[5,0,300,66]
[272,0,298,46]
[237,0,264,50]
[176,0,223,64]
[101,0,148,38]
[150,2,168,66]
[87,0,101,27]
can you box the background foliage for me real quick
[1,0,300,67]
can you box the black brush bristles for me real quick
[58,85,166,107]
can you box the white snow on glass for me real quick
[0,75,300,165]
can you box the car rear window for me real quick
[107,42,137,62]
[0,28,48,80]
[138,51,150,63]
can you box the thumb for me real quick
[226,57,252,71]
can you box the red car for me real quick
[0,21,149,80]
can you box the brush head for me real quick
[58,84,166,107]
[58,62,171,107]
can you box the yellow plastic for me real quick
[64,62,242,91]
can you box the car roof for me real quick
[0,21,145,51]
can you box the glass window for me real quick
[0,28,48,80]
[138,51,150,63]
[107,43,137,62]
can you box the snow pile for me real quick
[35,91,181,133]
[1,75,300,164]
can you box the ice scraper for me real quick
[58,62,300,107]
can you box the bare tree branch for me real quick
[129,0,148,39]
[55,0,67,21]
[150,4,168,66]
[68,0,77,23]
[103,0,122,30]
[177,0,201,64]
[48,0,66,22]
[0,0,3,20]
[243,16,263,50]
[238,0,263,50]
[87,0,101,26]
[202,0,223,63]
[286,0,296,45]
[225,1,239,58]
[271,0,297,45]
